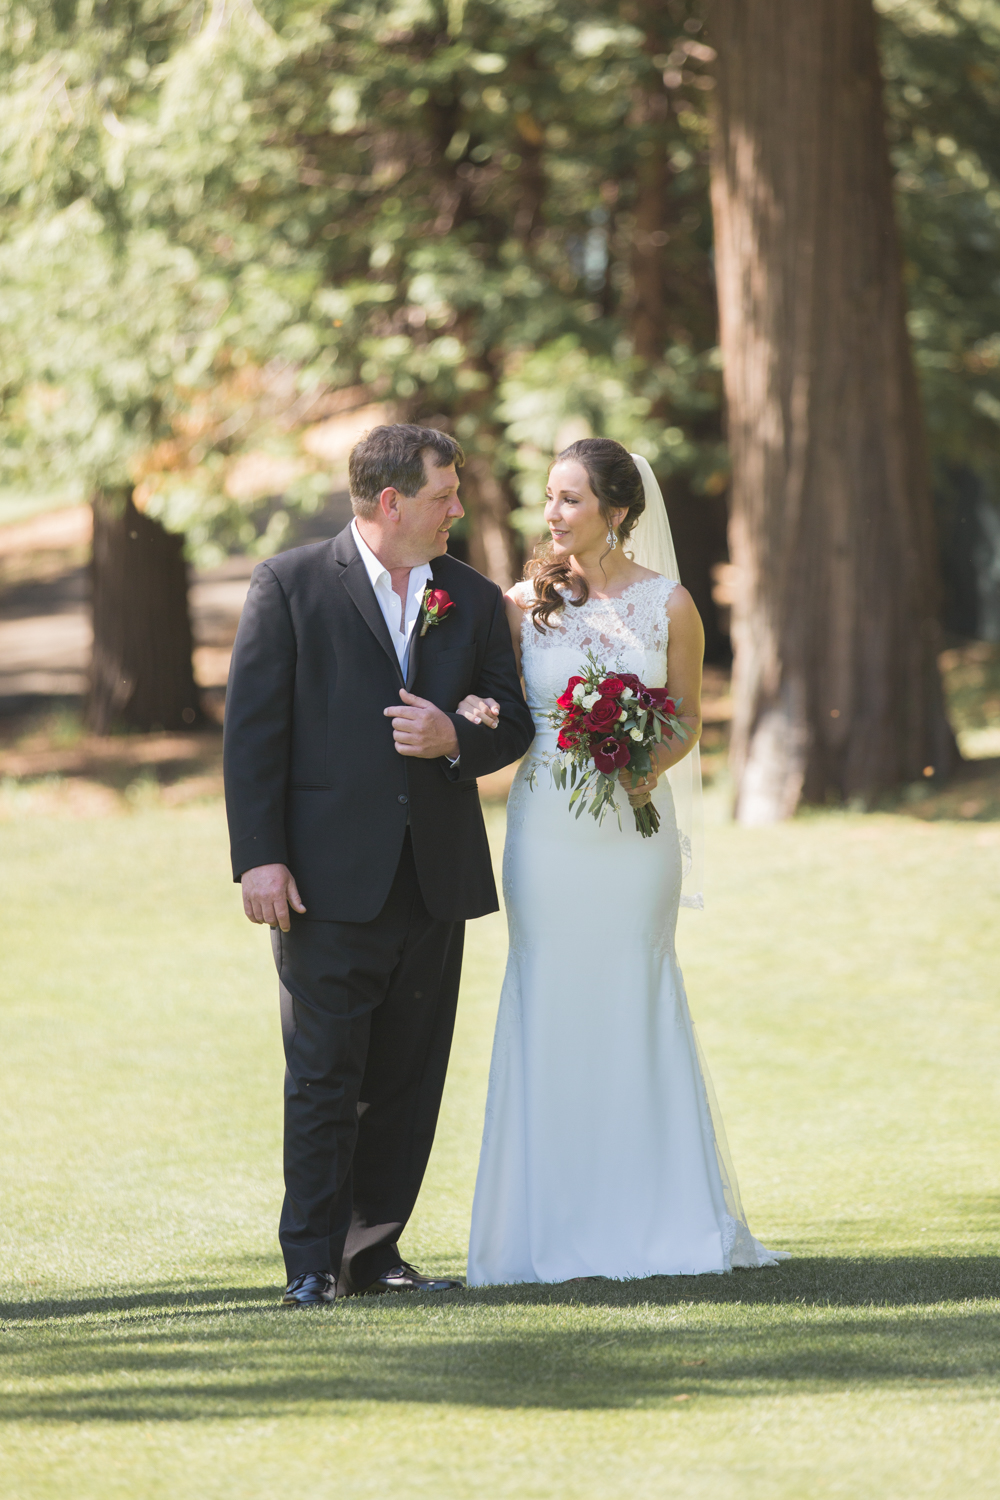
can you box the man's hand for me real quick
[383,688,460,759]
[241,863,306,932]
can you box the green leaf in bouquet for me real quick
[630,746,651,777]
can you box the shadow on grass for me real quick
[2,1257,1000,1422]
[4,1254,999,1325]
[0,1285,275,1323]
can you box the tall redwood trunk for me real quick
[88,490,202,734]
[708,0,956,822]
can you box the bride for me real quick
[459,438,786,1284]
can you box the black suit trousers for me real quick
[272,831,464,1288]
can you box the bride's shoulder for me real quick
[505,579,535,611]
[626,565,683,599]
[627,564,666,588]
[662,581,695,613]
[628,570,697,620]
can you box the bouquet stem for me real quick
[631,799,661,838]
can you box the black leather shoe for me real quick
[282,1271,338,1307]
[356,1260,463,1296]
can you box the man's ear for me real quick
[378,486,401,522]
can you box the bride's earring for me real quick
[606,527,618,550]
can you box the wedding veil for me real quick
[627,454,704,910]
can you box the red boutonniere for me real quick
[420,586,456,637]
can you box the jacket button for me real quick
[398,794,408,805]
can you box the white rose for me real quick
[630,727,643,741]
[621,687,634,700]
[582,691,600,711]
[572,682,586,704]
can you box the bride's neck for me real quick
[567,547,634,596]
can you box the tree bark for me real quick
[708,0,956,822]
[87,490,202,734]
[460,424,521,590]
[628,24,673,370]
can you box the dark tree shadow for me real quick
[4,1254,999,1324]
[0,1285,274,1324]
[3,1256,999,1423]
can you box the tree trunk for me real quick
[628,22,673,370]
[708,0,957,822]
[87,490,202,734]
[461,429,521,590]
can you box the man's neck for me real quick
[354,519,431,610]
[355,517,426,572]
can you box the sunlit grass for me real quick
[1,796,999,1498]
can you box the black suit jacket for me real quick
[223,526,535,922]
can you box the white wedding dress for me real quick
[466,575,786,1285]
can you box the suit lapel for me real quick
[405,580,428,692]
[333,526,404,686]
[407,560,451,691]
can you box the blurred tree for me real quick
[0,0,241,730]
[8,0,993,748]
[283,0,724,587]
[1,0,726,730]
[709,0,958,823]
[880,0,1000,487]
[878,0,1000,640]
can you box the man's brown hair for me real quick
[348,424,464,519]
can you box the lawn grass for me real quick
[1,792,999,1498]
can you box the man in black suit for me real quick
[224,424,534,1306]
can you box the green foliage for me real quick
[0,0,718,557]
[879,0,1000,486]
[2,0,998,563]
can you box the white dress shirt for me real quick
[351,519,432,678]
[350,520,461,767]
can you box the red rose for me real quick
[618,673,642,691]
[584,696,620,732]
[556,675,586,710]
[420,587,455,635]
[591,734,631,773]
[557,725,582,750]
[597,675,625,699]
[424,588,454,618]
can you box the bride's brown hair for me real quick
[526,438,646,631]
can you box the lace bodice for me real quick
[513,575,678,744]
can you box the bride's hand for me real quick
[619,766,658,806]
[456,694,500,728]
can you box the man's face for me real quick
[394,454,464,562]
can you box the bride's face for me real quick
[545,460,622,558]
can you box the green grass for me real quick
[2,794,999,1498]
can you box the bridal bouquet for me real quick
[530,650,687,837]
